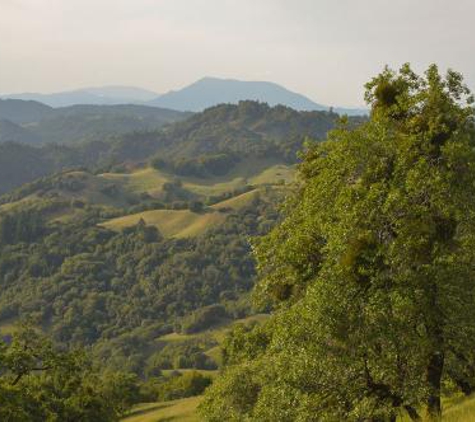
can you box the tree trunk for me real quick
[426,351,444,420]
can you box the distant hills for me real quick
[1,86,158,107]
[0,100,189,145]
[2,78,367,115]
[0,101,362,195]
[0,99,54,124]
[0,119,40,145]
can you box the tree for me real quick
[201,64,475,421]
[0,324,137,421]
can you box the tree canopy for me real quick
[0,324,138,421]
[201,64,475,421]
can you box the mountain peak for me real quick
[147,77,366,115]
[149,78,327,113]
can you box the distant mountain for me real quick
[0,99,54,124]
[148,77,367,116]
[2,80,367,115]
[1,86,159,107]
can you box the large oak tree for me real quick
[201,65,475,421]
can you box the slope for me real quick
[0,99,54,124]
[0,119,41,144]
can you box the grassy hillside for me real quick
[121,314,270,421]
[102,209,227,238]
[101,157,294,197]
[123,394,475,422]
[122,397,201,422]
[442,395,475,422]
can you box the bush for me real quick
[156,371,213,401]
[180,305,227,334]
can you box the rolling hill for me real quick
[27,104,190,144]
[0,101,344,195]
[0,99,54,124]
[0,119,40,144]
[0,101,189,145]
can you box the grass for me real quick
[442,394,475,421]
[396,394,475,421]
[89,161,295,238]
[159,314,269,349]
[0,171,130,222]
[101,168,169,197]
[100,159,295,199]
[160,369,219,378]
[210,188,260,211]
[121,397,201,422]
[101,188,268,238]
[123,394,475,422]
[101,209,226,238]
[0,321,16,336]
[121,315,270,422]
[249,163,295,186]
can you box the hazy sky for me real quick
[1,0,474,107]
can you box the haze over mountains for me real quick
[1,86,159,108]
[2,78,367,115]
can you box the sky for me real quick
[1,0,474,107]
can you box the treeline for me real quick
[151,153,240,178]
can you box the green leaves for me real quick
[202,65,475,421]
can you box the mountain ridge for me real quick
[148,77,367,115]
[2,79,367,115]
[1,86,159,107]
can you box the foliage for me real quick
[146,337,218,372]
[151,153,240,178]
[0,101,350,195]
[0,325,137,421]
[201,65,475,421]
[0,192,278,373]
[179,305,227,334]
[145,371,213,402]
